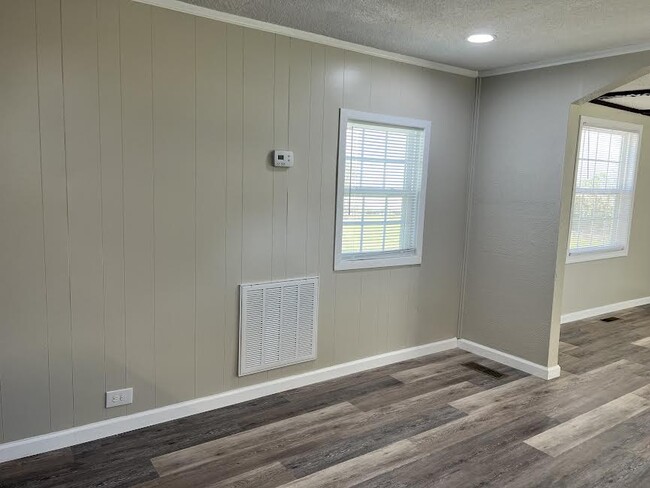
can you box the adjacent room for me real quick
[1,0,650,486]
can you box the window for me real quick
[567,116,642,263]
[334,109,431,270]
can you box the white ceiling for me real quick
[180,0,650,73]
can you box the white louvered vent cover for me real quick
[239,277,319,376]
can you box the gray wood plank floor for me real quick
[1,305,650,487]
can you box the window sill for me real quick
[566,249,628,264]
[334,254,422,271]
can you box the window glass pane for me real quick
[569,118,641,258]
[337,114,428,266]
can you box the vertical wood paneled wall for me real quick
[0,0,476,443]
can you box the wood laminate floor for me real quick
[2,305,650,487]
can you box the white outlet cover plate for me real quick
[105,387,133,408]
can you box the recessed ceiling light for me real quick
[467,34,495,44]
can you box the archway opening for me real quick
[552,66,650,370]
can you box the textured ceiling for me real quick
[180,0,650,72]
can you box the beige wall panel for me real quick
[405,274,420,346]
[412,67,444,344]
[562,103,650,314]
[416,69,450,345]
[387,269,411,350]
[306,45,325,277]
[35,0,74,431]
[242,29,275,283]
[0,0,476,444]
[343,51,372,110]
[195,18,228,396]
[334,273,362,362]
[357,270,383,357]
[419,70,474,343]
[389,265,418,347]
[369,58,402,114]
[120,0,156,414]
[269,42,329,379]
[238,28,275,386]
[376,271,393,352]
[61,0,106,427]
[224,25,245,388]
[152,8,196,406]
[285,39,312,278]
[0,0,51,441]
[271,35,291,281]
[314,47,345,368]
[97,0,126,420]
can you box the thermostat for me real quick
[273,150,294,168]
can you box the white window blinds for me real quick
[568,116,642,262]
[335,110,430,271]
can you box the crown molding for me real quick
[132,2,650,81]
[132,0,477,78]
[480,42,650,77]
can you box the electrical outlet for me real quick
[105,387,133,408]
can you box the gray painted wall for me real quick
[462,51,650,367]
[0,0,475,444]
[561,103,650,316]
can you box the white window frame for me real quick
[334,109,431,271]
[566,116,643,264]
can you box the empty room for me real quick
[1,0,650,486]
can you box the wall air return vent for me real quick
[239,277,319,376]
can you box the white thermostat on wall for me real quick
[273,150,294,168]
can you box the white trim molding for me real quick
[132,0,650,79]
[458,339,561,380]
[0,338,457,463]
[480,42,650,77]
[334,110,431,271]
[566,248,628,264]
[561,296,650,324]
[133,1,650,81]
[1,336,570,463]
[133,0,477,78]
[565,116,642,266]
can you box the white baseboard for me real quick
[0,338,457,463]
[560,296,650,324]
[2,336,567,463]
[457,339,561,380]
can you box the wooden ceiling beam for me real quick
[597,88,650,100]
[590,99,650,117]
